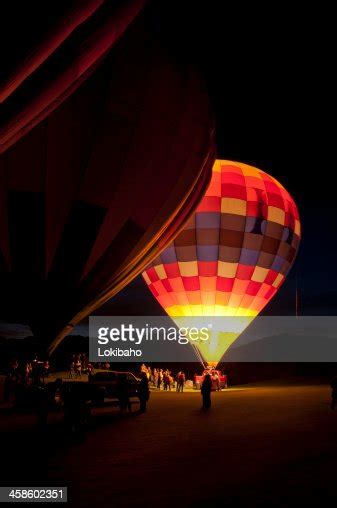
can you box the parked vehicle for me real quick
[194,369,228,390]
[88,370,141,404]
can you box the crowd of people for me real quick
[4,353,227,421]
[203,369,222,391]
[68,354,94,379]
[3,356,65,431]
[139,364,217,409]
[140,364,186,392]
[4,356,51,401]
[6,357,337,416]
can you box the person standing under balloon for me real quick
[163,370,171,391]
[153,368,158,388]
[176,371,186,392]
[212,370,220,391]
[157,369,163,390]
[139,372,150,413]
[201,374,212,410]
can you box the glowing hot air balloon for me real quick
[143,160,301,366]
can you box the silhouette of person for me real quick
[177,371,185,392]
[163,370,171,391]
[117,373,131,412]
[62,383,90,436]
[69,360,75,379]
[201,373,212,410]
[139,372,150,413]
[34,378,63,429]
[157,369,163,390]
[212,370,220,391]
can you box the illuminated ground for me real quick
[1,384,337,507]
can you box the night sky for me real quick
[0,2,334,339]
[100,1,335,318]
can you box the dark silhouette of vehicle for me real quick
[88,370,141,405]
[60,370,142,432]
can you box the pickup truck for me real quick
[193,369,228,390]
[88,370,141,403]
[61,370,141,407]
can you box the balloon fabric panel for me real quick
[0,10,215,353]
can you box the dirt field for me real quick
[1,384,337,507]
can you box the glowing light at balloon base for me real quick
[173,314,255,367]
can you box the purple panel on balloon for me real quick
[196,212,221,229]
[196,245,219,262]
[239,248,260,266]
[161,247,177,264]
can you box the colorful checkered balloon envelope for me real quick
[143,160,301,366]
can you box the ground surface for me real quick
[1,384,337,507]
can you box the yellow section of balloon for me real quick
[172,315,255,366]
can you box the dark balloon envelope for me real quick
[0,4,215,352]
